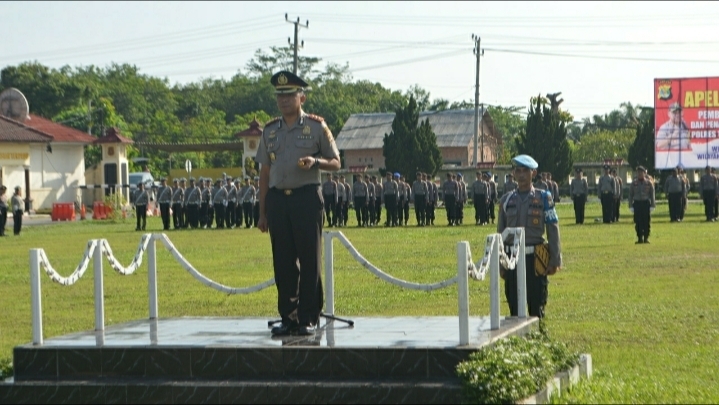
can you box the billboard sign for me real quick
[654,77,719,169]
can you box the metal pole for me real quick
[93,241,105,332]
[324,232,334,315]
[148,236,158,320]
[473,36,479,167]
[293,21,299,75]
[30,249,43,345]
[517,229,528,318]
[457,241,470,346]
[489,235,501,330]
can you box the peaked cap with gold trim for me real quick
[271,70,312,94]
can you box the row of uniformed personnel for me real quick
[134,176,261,231]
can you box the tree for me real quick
[628,109,656,175]
[245,46,321,79]
[1,62,82,118]
[515,95,573,183]
[382,95,442,181]
[486,105,525,164]
[572,129,635,162]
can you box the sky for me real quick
[2,1,718,121]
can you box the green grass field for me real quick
[1,201,718,403]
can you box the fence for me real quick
[29,229,528,346]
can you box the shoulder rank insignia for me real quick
[306,114,324,122]
[265,117,281,126]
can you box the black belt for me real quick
[272,184,320,196]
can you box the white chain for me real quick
[101,234,152,275]
[38,240,97,286]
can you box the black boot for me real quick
[635,236,643,244]
[644,236,649,244]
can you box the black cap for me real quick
[271,71,311,94]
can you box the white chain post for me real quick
[490,235,501,330]
[148,235,158,320]
[457,241,470,346]
[517,228,528,319]
[30,249,43,346]
[324,231,335,316]
[93,240,105,332]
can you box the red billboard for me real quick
[654,77,719,169]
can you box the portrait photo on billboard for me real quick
[654,77,719,170]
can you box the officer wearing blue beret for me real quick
[498,154,563,318]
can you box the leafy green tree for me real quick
[245,46,321,79]
[382,95,442,181]
[628,109,656,174]
[1,62,82,118]
[515,95,573,183]
[487,105,525,164]
[572,129,635,162]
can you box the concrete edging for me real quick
[519,353,592,404]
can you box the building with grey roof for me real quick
[335,109,502,173]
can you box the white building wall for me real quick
[21,144,86,210]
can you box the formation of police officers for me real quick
[132,175,261,231]
[131,164,719,232]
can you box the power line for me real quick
[482,47,719,63]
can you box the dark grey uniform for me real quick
[569,176,588,224]
[353,179,369,226]
[239,182,256,228]
[382,177,399,226]
[597,173,616,223]
[256,112,339,327]
[411,178,428,226]
[698,172,718,221]
[156,182,172,230]
[471,178,488,225]
[498,187,562,318]
[212,181,228,229]
[0,187,7,236]
[133,186,151,231]
[628,177,655,242]
[322,178,338,226]
[442,178,459,225]
[664,175,685,222]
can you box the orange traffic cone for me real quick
[80,204,86,220]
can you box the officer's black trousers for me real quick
[188,204,199,228]
[0,207,7,235]
[343,199,350,225]
[172,203,182,229]
[335,197,345,226]
[384,195,397,226]
[214,203,225,228]
[368,199,376,224]
[13,210,22,235]
[399,197,409,223]
[323,194,336,226]
[474,194,487,224]
[504,252,548,319]
[572,195,586,224]
[159,203,170,230]
[253,202,260,227]
[208,205,214,228]
[600,193,614,223]
[242,202,253,227]
[354,197,367,225]
[668,192,682,221]
[235,201,244,227]
[267,186,324,326]
[715,194,719,218]
[702,190,715,220]
[444,195,456,224]
[225,201,236,227]
[488,199,496,222]
[135,204,147,230]
[375,199,382,224]
[414,195,426,225]
[633,200,651,240]
[613,198,621,222]
[199,202,208,227]
[426,201,435,224]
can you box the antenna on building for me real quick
[0,88,30,121]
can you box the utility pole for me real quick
[286,14,309,75]
[472,34,484,166]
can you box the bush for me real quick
[0,357,12,380]
[456,324,580,404]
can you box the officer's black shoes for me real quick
[297,324,316,336]
[644,237,649,244]
[271,321,298,336]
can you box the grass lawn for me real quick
[1,200,718,403]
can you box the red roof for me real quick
[94,127,133,144]
[0,115,53,142]
[234,118,263,138]
[22,114,96,143]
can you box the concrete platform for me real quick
[3,316,538,404]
